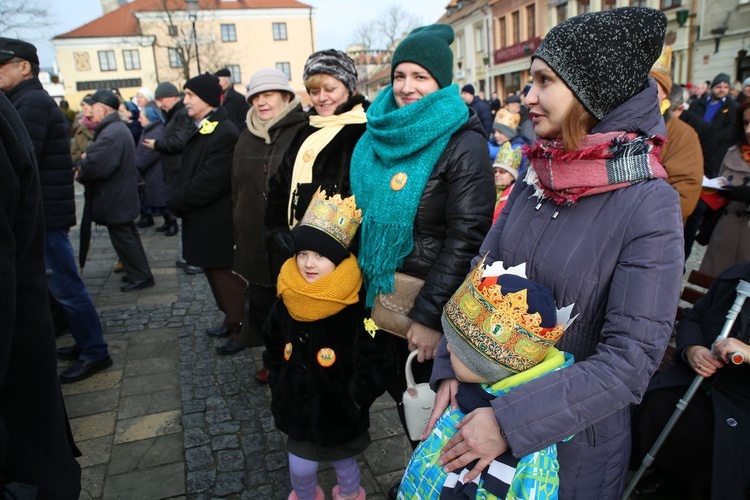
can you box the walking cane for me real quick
[623,279,750,499]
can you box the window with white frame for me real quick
[474,25,484,52]
[221,24,237,42]
[227,64,242,84]
[276,62,291,80]
[98,50,116,71]
[123,50,140,70]
[168,48,183,68]
[273,22,288,41]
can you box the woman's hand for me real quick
[713,338,750,365]
[407,321,441,362]
[439,407,508,483]
[420,378,459,440]
[684,345,723,376]
[142,138,156,150]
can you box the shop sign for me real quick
[494,38,541,64]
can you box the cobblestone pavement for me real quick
[59,187,707,499]
[58,188,410,500]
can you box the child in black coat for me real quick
[263,190,392,500]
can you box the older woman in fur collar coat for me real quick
[428,8,684,499]
[228,68,307,358]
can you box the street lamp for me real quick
[186,0,201,74]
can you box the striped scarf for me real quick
[523,132,667,206]
[350,84,468,306]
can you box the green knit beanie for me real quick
[391,24,454,89]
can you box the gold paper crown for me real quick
[299,188,362,249]
[493,142,522,172]
[494,108,520,130]
[443,257,569,374]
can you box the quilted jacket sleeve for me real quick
[407,128,495,331]
[491,185,684,457]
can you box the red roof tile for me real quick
[55,0,311,39]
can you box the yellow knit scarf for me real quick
[286,104,367,227]
[277,253,363,322]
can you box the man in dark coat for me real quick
[688,72,738,164]
[77,89,154,292]
[216,68,250,129]
[144,81,194,236]
[168,74,245,354]
[681,88,721,261]
[460,84,492,136]
[633,261,750,499]
[0,37,111,384]
[0,90,81,499]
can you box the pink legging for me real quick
[288,452,360,499]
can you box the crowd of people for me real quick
[2,4,750,498]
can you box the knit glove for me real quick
[722,185,750,204]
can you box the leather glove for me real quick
[722,185,750,204]
[272,231,295,259]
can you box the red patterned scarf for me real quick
[523,132,667,205]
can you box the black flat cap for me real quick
[91,89,121,110]
[0,37,39,65]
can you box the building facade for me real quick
[52,0,315,105]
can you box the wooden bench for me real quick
[658,270,715,372]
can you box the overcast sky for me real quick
[19,0,447,69]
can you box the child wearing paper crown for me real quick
[262,189,392,500]
[398,259,575,499]
[492,142,522,223]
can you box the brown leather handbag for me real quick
[371,272,425,339]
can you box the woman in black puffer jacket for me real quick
[349,24,494,468]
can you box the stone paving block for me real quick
[64,388,119,419]
[187,469,216,494]
[213,471,245,496]
[212,433,240,450]
[125,340,174,360]
[186,444,214,470]
[218,449,244,472]
[103,461,185,500]
[184,427,210,448]
[70,411,117,442]
[125,354,177,378]
[60,370,122,397]
[369,406,404,441]
[114,409,182,444]
[79,463,106,500]
[118,389,181,420]
[119,371,179,397]
[361,434,411,476]
[76,435,112,468]
[108,433,184,475]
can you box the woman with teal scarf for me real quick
[349,24,495,497]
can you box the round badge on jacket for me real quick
[390,172,408,191]
[316,348,336,367]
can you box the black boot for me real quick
[164,221,179,237]
[135,214,154,228]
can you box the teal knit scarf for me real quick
[350,84,468,307]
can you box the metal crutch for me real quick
[623,279,750,500]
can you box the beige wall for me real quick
[53,8,316,105]
[54,37,159,105]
